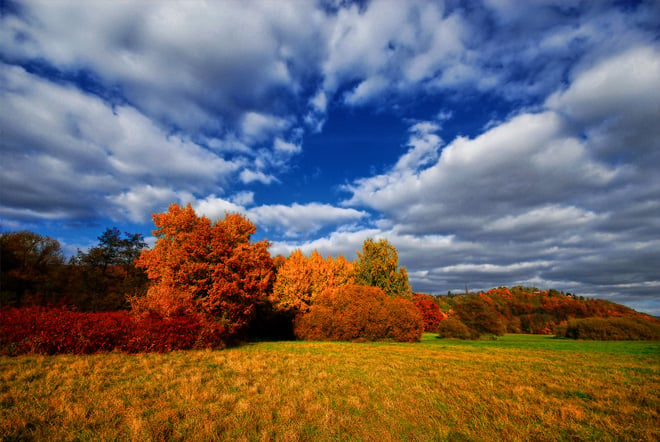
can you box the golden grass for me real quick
[1,335,659,441]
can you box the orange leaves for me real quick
[134,204,274,343]
[272,249,355,313]
[294,284,423,342]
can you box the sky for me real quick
[1,0,660,315]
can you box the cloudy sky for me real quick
[2,0,659,314]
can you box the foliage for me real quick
[0,306,229,355]
[452,298,506,337]
[294,284,423,342]
[0,306,132,355]
[271,249,354,313]
[353,238,412,299]
[133,204,274,343]
[413,293,447,332]
[68,227,148,311]
[554,317,660,341]
[434,286,654,335]
[0,231,65,306]
[436,317,474,339]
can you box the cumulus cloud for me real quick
[0,64,240,222]
[249,203,367,237]
[333,42,660,308]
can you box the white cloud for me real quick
[344,111,616,236]
[193,195,246,221]
[0,64,241,222]
[239,170,279,185]
[109,186,194,223]
[249,203,367,237]
[273,138,302,154]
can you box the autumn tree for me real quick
[354,238,412,299]
[0,231,65,306]
[272,250,354,313]
[133,204,274,343]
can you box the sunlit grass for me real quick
[2,335,658,441]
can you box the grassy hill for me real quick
[2,334,658,441]
[429,286,658,335]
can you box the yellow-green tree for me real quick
[354,238,412,299]
[272,250,354,312]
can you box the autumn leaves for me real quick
[135,203,424,344]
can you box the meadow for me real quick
[1,334,658,441]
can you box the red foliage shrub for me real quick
[123,313,201,353]
[0,307,228,355]
[413,294,447,332]
[0,307,132,355]
[294,284,423,342]
[387,297,426,342]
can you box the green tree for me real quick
[354,238,412,299]
[70,228,148,311]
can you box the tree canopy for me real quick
[133,204,274,342]
[354,238,412,299]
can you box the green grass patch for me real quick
[1,335,658,441]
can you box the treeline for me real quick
[2,203,658,355]
[1,204,425,354]
[0,228,148,311]
[424,286,658,337]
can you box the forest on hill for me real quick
[1,204,658,355]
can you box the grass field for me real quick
[1,334,658,441]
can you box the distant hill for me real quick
[424,286,657,335]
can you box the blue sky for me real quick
[2,0,660,314]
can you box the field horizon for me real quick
[2,334,659,441]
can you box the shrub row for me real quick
[0,307,226,355]
[554,316,660,340]
[294,284,424,342]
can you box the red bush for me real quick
[294,285,423,342]
[413,295,447,332]
[0,307,132,355]
[0,307,227,355]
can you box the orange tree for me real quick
[272,250,354,313]
[133,203,274,344]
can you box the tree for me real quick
[0,231,65,306]
[69,228,148,311]
[453,299,506,337]
[272,249,354,313]
[133,204,274,343]
[354,238,412,298]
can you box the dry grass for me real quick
[1,335,659,441]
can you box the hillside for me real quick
[427,286,657,334]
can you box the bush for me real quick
[437,317,474,340]
[554,317,660,340]
[0,307,132,355]
[414,295,446,332]
[0,307,228,355]
[294,285,423,342]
